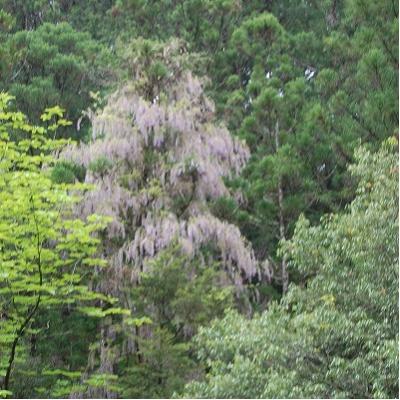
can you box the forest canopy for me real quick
[0,0,398,398]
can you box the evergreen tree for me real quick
[0,22,112,140]
[119,245,232,398]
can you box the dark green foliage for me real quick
[319,0,398,145]
[201,0,398,292]
[11,306,99,398]
[132,246,232,334]
[0,22,112,140]
[120,328,193,399]
[204,12,338,290]
[51,161,86,184]
[0,0,59,31]
[119,245,233,398]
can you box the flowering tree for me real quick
[61,39,270,393]
[63,39,271,290]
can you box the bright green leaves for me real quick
[42,369,82,379]
[0,96,116,396]
[40,105,72,132]
[0,92,14,105]
[77,307,131,318]
[40,105,65,121]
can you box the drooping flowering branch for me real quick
[63,41,271,290]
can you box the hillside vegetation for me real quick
[0,1,398,398]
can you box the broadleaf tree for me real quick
[184,138,399,398]
[0,93,125,397]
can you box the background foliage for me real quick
[0,0,398,398]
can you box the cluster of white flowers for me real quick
[63,45,271,295]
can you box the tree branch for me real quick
[3,194,42,391]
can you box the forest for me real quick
[0,0,398,398]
